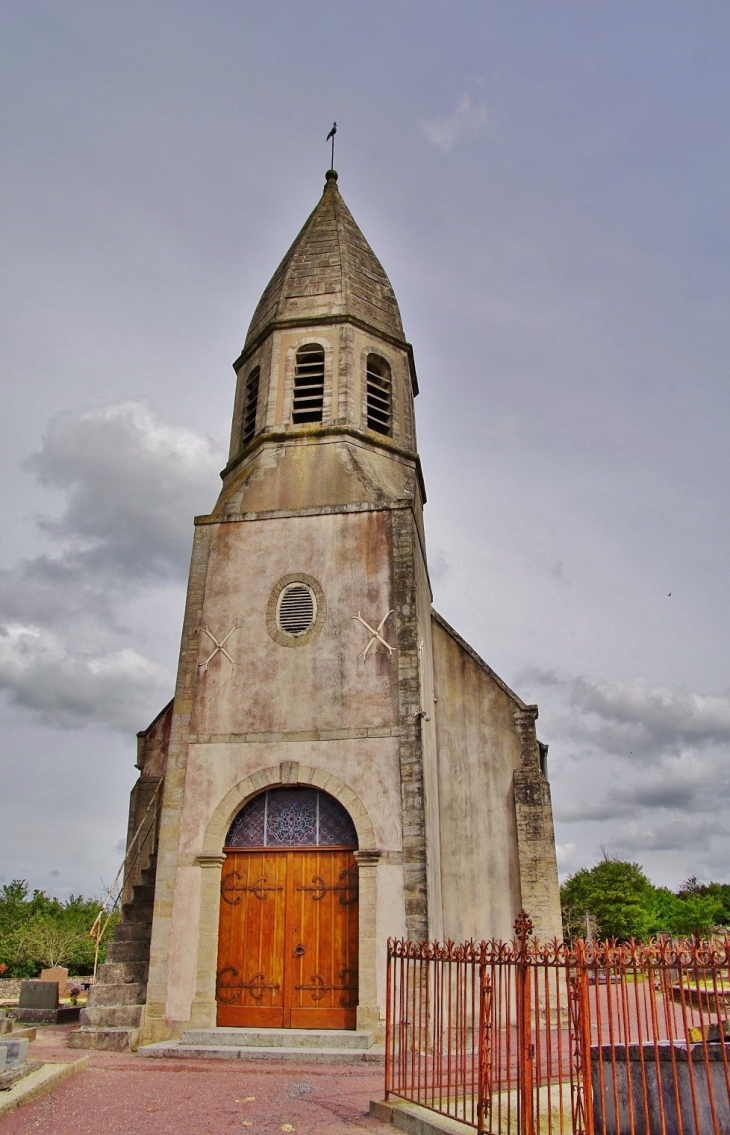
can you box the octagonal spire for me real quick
[244,171,405,350]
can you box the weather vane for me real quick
[326,122,337,170]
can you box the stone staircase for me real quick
[69,855,156,1052]
[139,1027,383,1063]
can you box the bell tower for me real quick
[218,168,425,529]
[138,168,445,1041]
[74,168,561,1052]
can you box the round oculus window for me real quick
[276,582,317,637]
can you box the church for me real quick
[71,168,561,1052]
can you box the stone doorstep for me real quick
[139,1041,384,1064]
[370,1099,473,1135]
[0,1058,89,1118]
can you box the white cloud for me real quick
[421,93,487,153]
[0,402,224,731]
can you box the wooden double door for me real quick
[216,848,359,1029]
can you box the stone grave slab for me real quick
[19,981,58,1010]
[40,967,68,997]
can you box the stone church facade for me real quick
[72,170,561,1051]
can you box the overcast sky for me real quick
[1,2,729,902]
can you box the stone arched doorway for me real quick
[216,785,359,1029]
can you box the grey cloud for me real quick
[0,403,219,731]
[27,401,222,582]
[557,797,634,823]
[429,550,450,583]
[524,669,730,762]
[0,403,222,634]
[614,818,727,855]
[0,624,172,731]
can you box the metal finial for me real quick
[326,122,337,172]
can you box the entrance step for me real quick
[139,1027,383,1063]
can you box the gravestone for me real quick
[40,966,68,997]
[19,981,58,1010]
[0,1036,42,1092]
[7,980,80,1023]
[0,1038,29,1068]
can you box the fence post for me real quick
[567,940,594,1135]
[515,911,535,1135]
[478,955,492,1135]
[385,939,392,1100]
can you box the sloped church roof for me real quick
[244,171,405,349]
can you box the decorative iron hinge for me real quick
[295,969,358,1008]
[221,871,284,904]
[216,967,280,1004]
[296,868,358,905]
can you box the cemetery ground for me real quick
[0,1023,393,1135]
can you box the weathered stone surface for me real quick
[39,967,68,996]
[0,1038,28,1068]
[69,1027,141,1052]
[18,981,58,1010]
[244,172,405,352]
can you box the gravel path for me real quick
[0,1026,393,1135]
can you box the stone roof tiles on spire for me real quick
[243,171,405,350]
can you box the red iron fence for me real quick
[385,912,730,1134]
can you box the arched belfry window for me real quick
[292,346,325,424]
[225,787,358,848]
[366,355,392,436]
[241,366,260,445]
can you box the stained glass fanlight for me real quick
[225,787,358,848]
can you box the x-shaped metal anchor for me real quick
[352,610,394,659]
[200,620,241,670]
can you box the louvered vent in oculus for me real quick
[241,366,260,445]
[276,582,317,636]
[366,354,392,436]
[292,345,325,424]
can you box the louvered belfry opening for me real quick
[292,345,325,424]
[277,582,316,636]
[241,366,260,445]
[366,354,392,436]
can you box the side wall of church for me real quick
[431,616,523,942]
[431,615,562,944]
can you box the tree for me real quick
[561,857,656,941]
[670,893,724,937]
[14,917,89,969]
[0,881,118,977]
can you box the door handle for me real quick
[294,943,306,957]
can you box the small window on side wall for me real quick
[366,355,392,436]
[242,366,260,445]
[292,346,324,424]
